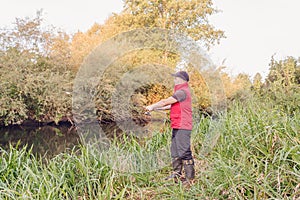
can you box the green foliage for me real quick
[230,73,252,101]
[120,0,225,48]
[0,12,73,126]
[0,145,112,199]
[200,97,300,199]
[252,72,263,94]
[0,6,299,199]
[262,56,300,115]
[1,94,299,199]
[267,56,299,87]
[0,0,226,126]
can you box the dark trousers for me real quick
[171,129,193,160]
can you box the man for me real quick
[145,71,195,183]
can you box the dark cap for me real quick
[171,71,189,82]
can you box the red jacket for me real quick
[170,82,193,130]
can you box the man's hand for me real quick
[145,97,177,112]
[144,106,152,116]
[145,105,153,111]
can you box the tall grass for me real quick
[0,96,299,199]
[191,97,300,199]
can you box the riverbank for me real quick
[0,98,299,199]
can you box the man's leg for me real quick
[175,130,195,181]
[165,129,183,181]
[183,159,195,181]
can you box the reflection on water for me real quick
[0,123,124,158]
[0,124,80,158]
[0,112,168,158]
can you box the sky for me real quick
[209,0,300,79]
[1,0,299,79]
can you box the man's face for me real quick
[174,76,183,85]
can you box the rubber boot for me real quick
[183,159,195,184]
[164,157,183,182]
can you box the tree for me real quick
[217,67,236,99]
[267,56,297,87]
[234,73,251,89]
[115,0,224,48]
[70,0,226,70]
[48,31,72,71]
[0,12,73,126]
[70,0,226,122]
[263,56,300,115]
[230,73,252,100]
[295,57,300,84]
[70,23,103,69]
[253,72,263,92]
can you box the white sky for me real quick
[1,0,299,79]
[210,0,300,79]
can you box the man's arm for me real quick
[145,96,177,111]
[155,105,171,110]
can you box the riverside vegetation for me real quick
[0,92,299,199]
[1,0,300,199]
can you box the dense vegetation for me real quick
[0,0,225,126]
[0,1,299,127]
[0,93,299,199]
[0,0,299,199]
